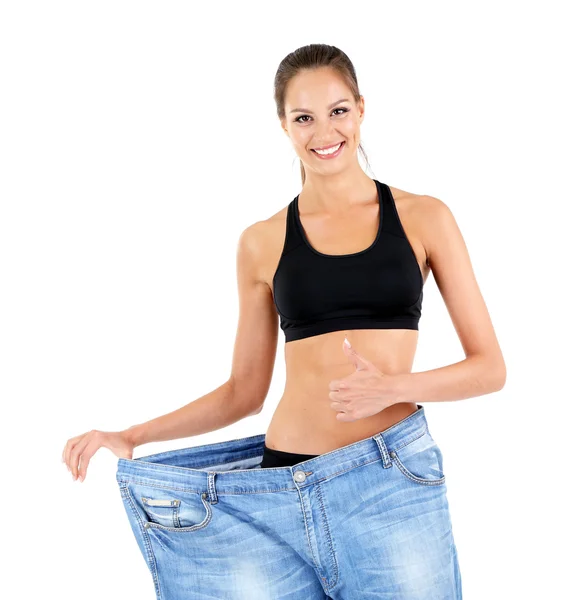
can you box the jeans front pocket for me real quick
[124,482,213,533]
[142,497,182,528]
[389,429,446,486]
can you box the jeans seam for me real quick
[119,451,265,472]
[120,484,164,599]
[141,504,181,529]
[296,484,323,575]
[117,478,208,495]
[144,495,212,533]
[122,436,267,462]
[116,456,383,494]
[390,453,447,486]
[315,482,339,592]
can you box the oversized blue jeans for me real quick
[116,405,463,599]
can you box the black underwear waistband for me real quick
[260,444,320,468]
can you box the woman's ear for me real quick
[358,96,365,123]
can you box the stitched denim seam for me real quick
[391,454,446,486]
[120,484,163,599]
[118,475,299,494]
[117,478,209,495]
[116,456,382,494]
[120,481,213,533]
[127,441,266,462]
[143,495,213,533]
[387,427,446,486]
[296,483,323,575]
[119,451,265,474]
[117,427,426,484]
[142,503,181,529]
[315,482,339,591]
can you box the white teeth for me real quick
[313,142,342,155]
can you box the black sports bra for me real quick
[272,179,424,343]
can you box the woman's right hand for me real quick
[62,429,136,483]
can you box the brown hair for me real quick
[273,43,372,187]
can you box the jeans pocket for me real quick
[123,482,213,533]
[389,429,446,486]
[141,497,182,528]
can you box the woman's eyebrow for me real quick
[290,98,350,114]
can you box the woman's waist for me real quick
[264,394,418,455]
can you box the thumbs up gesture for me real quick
[328,337,400,423]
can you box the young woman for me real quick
[62,44,505,599]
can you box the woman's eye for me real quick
[295,107,349,123]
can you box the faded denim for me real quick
[116,404,462,599]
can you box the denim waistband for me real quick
[116,405,428,499]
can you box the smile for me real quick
[311,141,345,159]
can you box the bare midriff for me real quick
[264,328,420,455]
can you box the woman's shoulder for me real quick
[236,201,291,286]
[389,185,452,229]
[240,200,289,250]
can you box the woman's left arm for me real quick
[395,196,506,404]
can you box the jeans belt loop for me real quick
[372,434,393,469]
[207,471,218,504]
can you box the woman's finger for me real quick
[77,437,101,482]
[69,432,94,479]
[63,433,85,471]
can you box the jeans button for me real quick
[293,470,306,483]
[389,451,396,459]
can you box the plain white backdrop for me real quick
[1,1,580,598]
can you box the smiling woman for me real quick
[63,42,506,599]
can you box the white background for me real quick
[1,1,580,598]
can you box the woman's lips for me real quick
[311,141,345,159]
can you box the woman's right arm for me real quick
[62,222,279,481]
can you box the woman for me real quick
[62,44,505,599]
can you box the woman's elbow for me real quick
[489,357,507,391]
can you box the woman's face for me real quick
[282,67,364,176]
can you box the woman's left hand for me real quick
[328,337,402,422]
